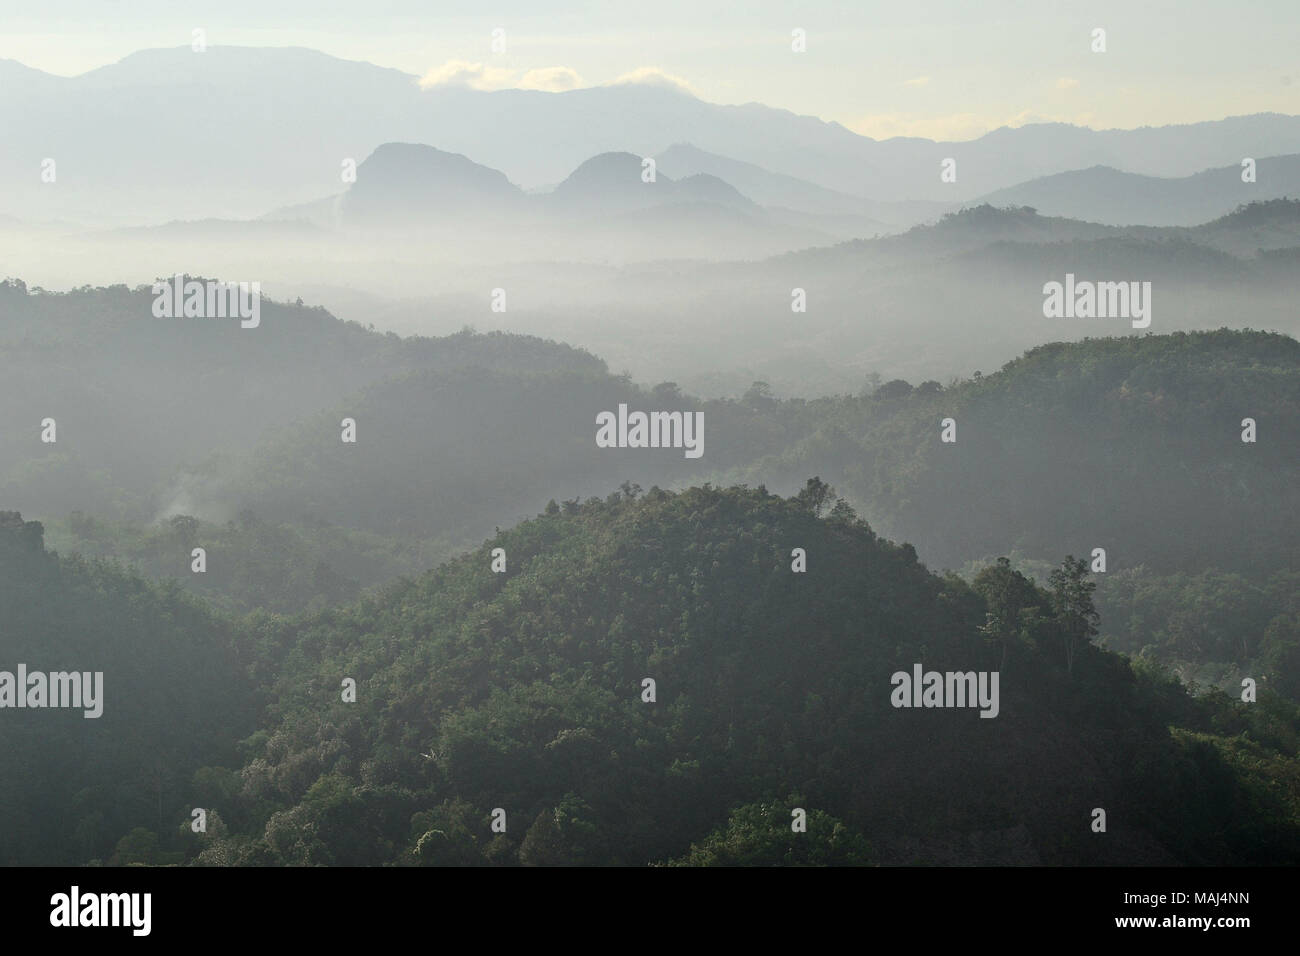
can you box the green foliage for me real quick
[44,510,425,616]
[0,282,604,526]
[0,512,255,866]
[667,801,873,866]
[753,329,1299,578]
[165,485,1300,866]
[3,299,1298,865]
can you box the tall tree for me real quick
[973,557,1042,669]
[1049,555,1100,676]
[796,476,836,518]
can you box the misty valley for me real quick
[2,277,1296,867]
[1,32,1298,877]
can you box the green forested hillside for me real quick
[1093,568,1300,697]
[7,485,1299,866]
[42,510,424,616]
[0,512,255,865]
[0,279,605,521]
[973,558,1300,706]
[11,283,1293,590]
[178,486,1300,865]
[727,329,1299,577]
[729,330,1298,699]
[21,309,1296,707]
[155,328,1300,582]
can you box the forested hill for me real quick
[8,281,1293,588]
[6,284,1294,705]
[174,328,1300,581]
[183,485,1298,866]
[6,485,1299,866]
[0,279,604,521]
[23,320,1296,657]
[720,329,1300,578]
[0,512,254,865]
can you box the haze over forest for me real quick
[1,29,1298,870]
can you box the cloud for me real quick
[417,59,515,91]
[417,60,690,95]
[1056,77,1080,90]
[518,66,584,92]
[417,59,587,93]
[848,112,998,141]
[903,76,931,87]
[609,66,694,93]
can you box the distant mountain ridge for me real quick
[2,46,1299,223]
[970,155,1300,226]
[257,144,824,255]
[656,142,950,228]
[341,143,525,224]
[269,146,1300,243]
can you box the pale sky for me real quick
[1,0,1296,140]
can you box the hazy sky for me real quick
[1,0,1296,140]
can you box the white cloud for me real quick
[609,66,694,93]
[416,59,587,93]
[417,59,515,91]
[518,66,584,92]
[903,76,931,87]
[1056,76,1080,90]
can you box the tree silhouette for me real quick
[1050,555,1100,676]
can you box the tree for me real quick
[973,557,1042,669]
[651,381,683,403]
[110,827,160,866]
[168,514,200,545]
[0,512,44,552]
[665,801,872,866]
[795,477,836,518]
[743,381,777,410]
[874,379,913,400]
[1261,614,1300,700]
[519,810,567,866]
[828,498,858,524]
[1049,556,1099,676]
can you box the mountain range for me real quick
[4,45,1300,227]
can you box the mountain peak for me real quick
[550,151,675,211]
[342,142,523,224]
